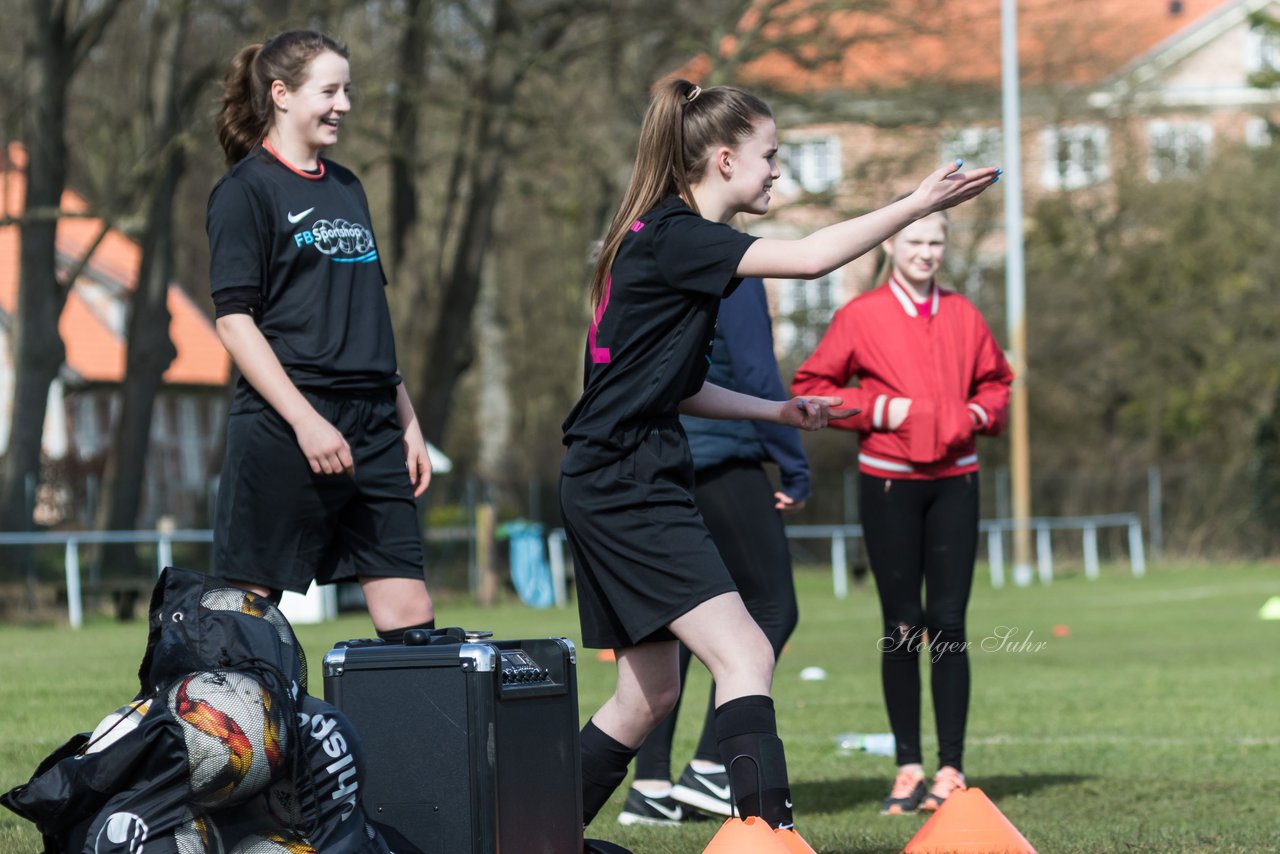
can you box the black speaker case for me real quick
[322,636,584,854]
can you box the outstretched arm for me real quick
[738,161,999,279]
[679,381,856,430]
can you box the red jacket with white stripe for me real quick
[791,275,1013,480]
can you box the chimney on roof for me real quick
[1169,0,1184,14]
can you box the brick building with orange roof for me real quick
[696,0,1280,355]
[1,144,230,527]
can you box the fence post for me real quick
[1147,465,1163,561]
[987,527,1005,588]
[547,530,568,608]
[155,516,176,574]
[65,539,82,630]
[832,531,848,600]
[1036,524,1053,584]
[1128,517,1147,578]
[1083,524,1100,580]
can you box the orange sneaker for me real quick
[775,826,818,853]
[919,766,966,812]
[880,767,926,815]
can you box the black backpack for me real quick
[2,567,393,854]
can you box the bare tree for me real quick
[91,0,221,569]
[1,0,130,532]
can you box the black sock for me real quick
[376,619,435,644]
[714,695,794,828]
[580,718,637,827]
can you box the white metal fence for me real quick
[548,512,1145,603]
[0,529,213,629]
[0,512,1145,627]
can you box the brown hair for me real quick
[589,78,773,307]
[215,30,349,166]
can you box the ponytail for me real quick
[216,44,267,167]
[589,79,772,308]
[215,30,349,167]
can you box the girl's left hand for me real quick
[403,429,433,497]
[782,396,859,430]
[774,491,807,514]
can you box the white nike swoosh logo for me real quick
[287,207,315,224]
[694,774,733,801]
[645,799,683,821]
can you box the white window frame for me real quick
[1040,125,1110,190]
[941,127,1003,169]
[775,271,842,356]
[1246,25,1280,75]
[1146,120,1213,182]
[778,136,842,194]
[178,397,202,487]
[74,393,106,459]
[1245,116,1273,148]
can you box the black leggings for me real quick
[859,472,978,772]
[633,461,799,780]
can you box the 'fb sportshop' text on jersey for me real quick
[207,145,399,410]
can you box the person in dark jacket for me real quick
[617,277,812,825]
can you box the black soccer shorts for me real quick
[213,388,425,594]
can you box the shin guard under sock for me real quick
[376,619,435,644]
[580,719,638,827]
[714,695,794,829]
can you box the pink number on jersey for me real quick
[588,220,645,364]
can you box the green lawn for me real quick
[2,562,1277,853]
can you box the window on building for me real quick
[778,136,841,194]
[1246,25,1280,75]
[1041,125,1110,190]
[774,271,841,357]
[941,127,1003,168]
[1245,116,1274,148]
[178,397,203,488]
[1147,120,1212,181]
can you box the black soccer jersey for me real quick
[561,196,758,475]
[207,146,398,409]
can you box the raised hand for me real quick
[911,160,1001,215]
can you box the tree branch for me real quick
[68,0,130,73]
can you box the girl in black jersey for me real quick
[562,78,997,850]
[206,31,434,643]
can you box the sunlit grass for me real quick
[2,561,1277,852]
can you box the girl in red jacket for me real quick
[792,211,1013,815]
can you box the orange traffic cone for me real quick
[703,816,791,853]
[902,787,1036,854]
[775,825,818,853]
[595,649,616,663]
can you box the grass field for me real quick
[2,561,1277,853]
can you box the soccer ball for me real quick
[227,832,318,854]
[85,700,151,754]
[173,814,225,854]
[199,589,297,650]
[168,670,288,807]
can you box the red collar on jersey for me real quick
[262,139,326,180]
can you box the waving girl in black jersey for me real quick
[206,31,434,644]
[561,78,997,851]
